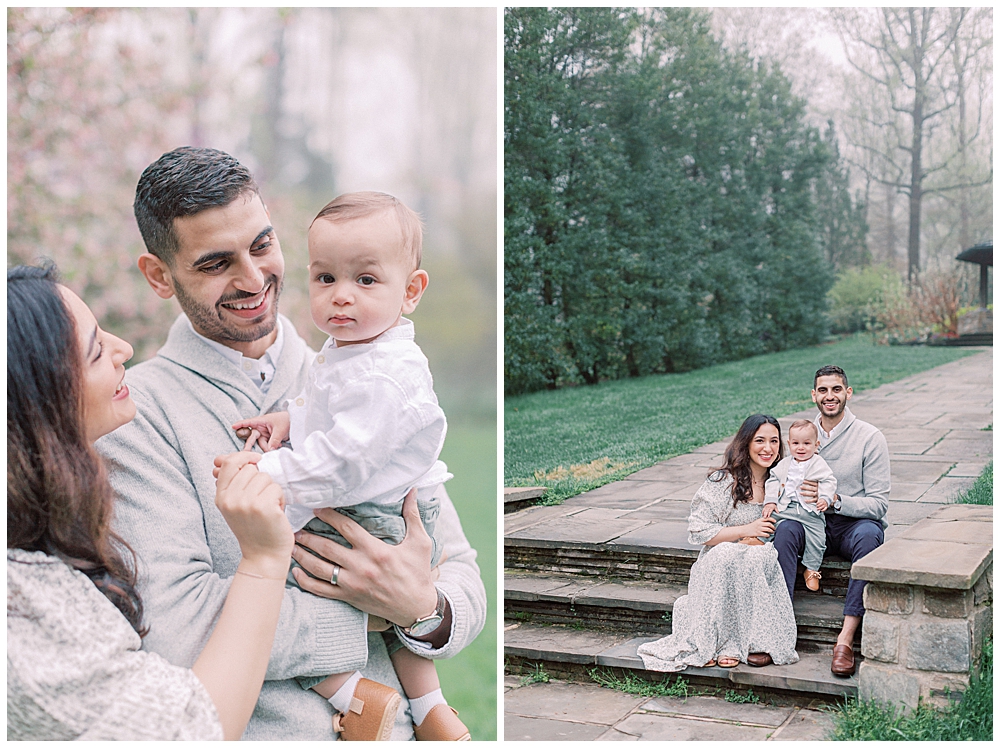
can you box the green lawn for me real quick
[956,461,993,505]
[505,337,977,504]
[436,420,497,740]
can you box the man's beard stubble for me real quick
[173,274,283,344]
[818,398,846,419]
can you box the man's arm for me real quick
[398,486,486,659]
[100,395,369,681]
[290,484,487,659]
[834,431,890,520]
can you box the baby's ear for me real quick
[402,269,429,314]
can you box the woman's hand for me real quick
[288,488,439,629]
[742,516,776,539]
[213,452,293,576]
[193,453,292,740]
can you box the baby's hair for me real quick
[789,419,818,439]
[311,191,424,269]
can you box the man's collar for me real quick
[186,316,285,366]
[156,313,303,411]
[815,406,855,444]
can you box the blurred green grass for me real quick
[829,637,992,740]
[956,461,993,505]
[436,419,497,740]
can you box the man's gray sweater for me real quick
[813,407,890,525]
[98,314,486,740]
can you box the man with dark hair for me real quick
[133,145,262,264]
[132,147,280,353]
[98,147,486,740]
[773,364,889,678]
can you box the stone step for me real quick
[505,621,858,702]
[504,487,547,513]
[505,571,857,651]
[504,537,854,596]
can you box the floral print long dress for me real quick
[637,472,799,672]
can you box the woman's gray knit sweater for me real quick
[7,549,223,740]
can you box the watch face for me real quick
[407,615,443,637]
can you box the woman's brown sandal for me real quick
[716,657,740,668]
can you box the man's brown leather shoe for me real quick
[831,644,856,676]
[746,652,773,667]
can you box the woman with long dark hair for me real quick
[637,414,800,671]
[7,264,293,740]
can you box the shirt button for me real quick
[296,398,305,406]
[317,355,325,364]
[243,361,251,370]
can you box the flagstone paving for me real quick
[504,676,837,741]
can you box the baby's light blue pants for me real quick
[764,501,827,572]
[291,493,442,690]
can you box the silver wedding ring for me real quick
[330,563,341,586]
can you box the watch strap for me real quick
[402,588,446,636]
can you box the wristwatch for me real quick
[402,588,447,637]
[833,494,842,511]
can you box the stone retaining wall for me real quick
[853,504,992,711]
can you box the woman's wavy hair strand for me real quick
[7,263,146,636]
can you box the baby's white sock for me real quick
[327,671,363,714]
[409,688,447,726]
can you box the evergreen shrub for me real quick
[504,8,859,395]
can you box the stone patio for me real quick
[505,676,837,741]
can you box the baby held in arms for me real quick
[761,420,837,592]
[225,192,468,741]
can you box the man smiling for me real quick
[772,365,890,678]
[133,160,283,357]
[98,147,486,740]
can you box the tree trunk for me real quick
[907,122,922,284]
[906,11,924,284]
[187,10,209,147]
[953,34,971,251]
[884,183,896,268]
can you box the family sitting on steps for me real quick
[638,365,889,677]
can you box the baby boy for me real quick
[229,192,468,741]
[762,420,837,592]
